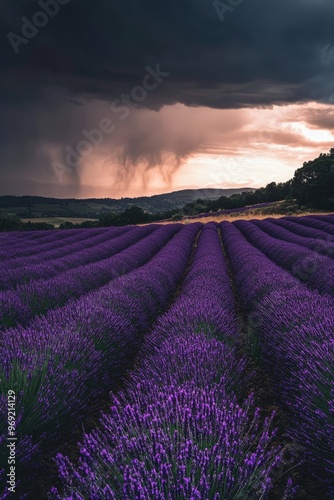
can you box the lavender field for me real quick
[1,216,334,499]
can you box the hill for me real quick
[0,188,253,218]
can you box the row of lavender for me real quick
[287,214,334,232]
[0,227,82,245]
[1,215,333,497]
[0,223,201,498]
[50,224,292,500]
[0,226,150,291]
[0,226,123,260]
[0,226,132,272]
[0,225,181,330]
[312,214,334,226]
[221,220,334,495]
[233,216,334,297]
[253,218,334,256]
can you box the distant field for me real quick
[22,217,98,227]
[181,210,333,224]
[154,201,332,224]
[153,210,332,225]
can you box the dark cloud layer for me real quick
[1,0,334,195]
[2,0,334,107]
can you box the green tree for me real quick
[172,212,183,221]
[99,212,121,226]
[122,206,148,224]
[0,211,22,232]
[291,148,334,208]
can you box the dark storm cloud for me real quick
[1,0,334,196]
[2,0,334,109]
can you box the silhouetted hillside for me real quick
[0,188,254,218]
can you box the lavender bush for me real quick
[0,226,152,290]
[252,219,334,258]
[233,219,334,297]
[49,224,288,499]
[220,221,334,495]
[2,216,332,497]
[0,224,201,497]
[271,217,334,240]
[50,386,281,500]
[0,224,180,329]
[285,215,334,236]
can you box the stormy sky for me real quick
[1,0,334,198]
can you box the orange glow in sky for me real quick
[58,101,334,198]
